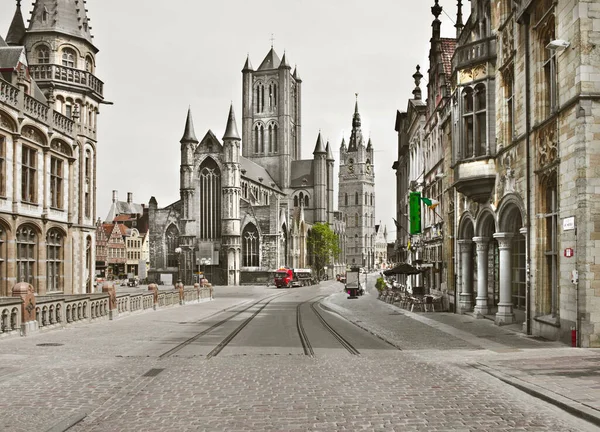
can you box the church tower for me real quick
[180,108,198,222]
[312,133,327,223]
[221,105,242,286]
[241,48,302,189]
[338,97,376,268]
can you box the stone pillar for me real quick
[102,282,117,320]
[494,233,515,325]
[473,237,490,317]
[458,240,474,312]
[148,283,158,310]
[12,282,38,335]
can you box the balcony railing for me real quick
[53,111,75,135]
[29,64,104,97]
[24,94,49,122]
[453,37,496,70]
[0,80,19,108]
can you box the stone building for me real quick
[338,99,377,270]
[148,49,352,286]
[0,1,104,295]
[374,223,388,269]
[394,0,600,346]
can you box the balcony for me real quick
[453,157,496,203]
[453,37,496,70]
[29,64,104,99]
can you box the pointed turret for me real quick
[455,0,464,37]
[180,108,198,143]
[223,104,241,141]
[326,142,335,161]
[313,132,326,155]
[367,137,373,151]
[348,95,364,152]
[28,0,95,46]
[258,47,281,70]
[293,66,302,82]
[242,54,253,72]
[340,137,347,152]
[279,52,291,69]
[6,1,26,46]
[352,97,362,129]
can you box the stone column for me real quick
[494,233,515,325]
[458,240,474,312]
[473,237,490,316]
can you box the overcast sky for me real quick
[2,0,467,238]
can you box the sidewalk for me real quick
[323,285,600,428]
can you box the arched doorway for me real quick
[457,215,475,312]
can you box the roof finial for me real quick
[412,65,423,100]
[270,33,275,48]
[455,0,464,36]
[432,0,442,20]
[16,0,21,7]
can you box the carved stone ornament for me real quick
[537,122,557,169]
[0,112,13,131]
[50,140,72,157]
[498,150,516,198]
[22,126,44,145]
[501,21,515,65]
[468,201,480,218]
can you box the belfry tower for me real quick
[338,97,376,268]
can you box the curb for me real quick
[472,363,600,428]
[45,411,89,432]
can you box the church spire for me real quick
[28,0,95,46]
[348,94,364,152]
[242,54,254,72]
[180,107,198,143]
[455,0,464,38]
[6,0,26,46]
[223,103,240,141]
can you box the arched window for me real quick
[37,46,50,64]
[364,192,368,205]
[355,192,358,205]
[16,225,37,288]
[273,124,278,152]
[462,87,474,158]
[242,224,259,267]
[199,158,221,240]
[474,84,487,156]
[165,225,179,267]
[344,193,348,206]
[370,193,374,206]
[304,195,309,207]
[47,229,63,292]
[294,195,299,207]
[364,213,368,227]
[85,56,93,73]
[299,192,304,206]
[62,48,76,68]
[268,123,274,153]
[254,125,259,153]
[84,150,92,218]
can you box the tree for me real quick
[307,223,341,279]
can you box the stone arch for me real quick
[50,139,74,158]
[0,110,17,132]
[497,193,526,233]
[21,125,47,146]
[458,213,475,239]
[475,207,497,237]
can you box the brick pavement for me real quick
[0,282,596,431]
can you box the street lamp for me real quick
[200,257,212,284]
[175,247,182,285]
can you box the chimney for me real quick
[112,190,118,203]
[127,192,133,204]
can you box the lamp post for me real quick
[175,247,182,285]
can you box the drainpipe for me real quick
[523,13,533,335]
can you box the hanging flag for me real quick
[421,197,439,210]
[393,218,401,230]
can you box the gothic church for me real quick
[148,48,375,285]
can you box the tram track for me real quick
[296,296,324,357]
[310,300,360,356]
[158,292,289,359]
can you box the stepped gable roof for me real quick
[257,47,281,71]
[28,0,96,48]
[290,160,314,188]
[6,1,26,46]
[439,38,456,77]
[240,157,281,192]
[180,107,198,143]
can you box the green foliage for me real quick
[307,223,341,278]
[375,277,387,292]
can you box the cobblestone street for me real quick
[0,281,597,431]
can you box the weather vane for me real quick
[270,33,275,48]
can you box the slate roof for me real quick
[28,0,95,48]
[290,160,314,188]
[440,38,456,77]
[105,201,145,222]
[6,3,26,46]
[257,48,281,71]
[0,35,7,47]
[0,46,26,70]
[240,157,281,192]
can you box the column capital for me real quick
[493,232,514,249]
[473,236,490,251]
[458,239,473,252]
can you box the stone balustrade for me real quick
[24,93,49,122]
[0,80,19,108]
[0,285,212,338]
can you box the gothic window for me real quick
[50,156,63,209]
[475,84,487,156]
[294,195,299,207]
[355,192,358,205]
[85,56,94,73]
[47,229,63,292]
[21,145,37,203]
[344,193,348,206]
[370,193,374,206]
[304,195,309,207]
[199,158,221,240]
[268,122,278,153]
[42,6,49,22]
[504,67,515,144]
[364,213,368,227]
[541,19,557,117]
[62,48,76,68]
[462,87,474,158]
[543,175,558,316]
[85,150,91,218]
[16,225,37,288]
[273,124,278,152]
[364,192,368,205]
[165,225,179,268]
[255,83,265,113]
[461,85,487,158]
[0,136,5,197]
[37,46,50,64]
[242,224,259,267]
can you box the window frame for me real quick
[21,145,37,204]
